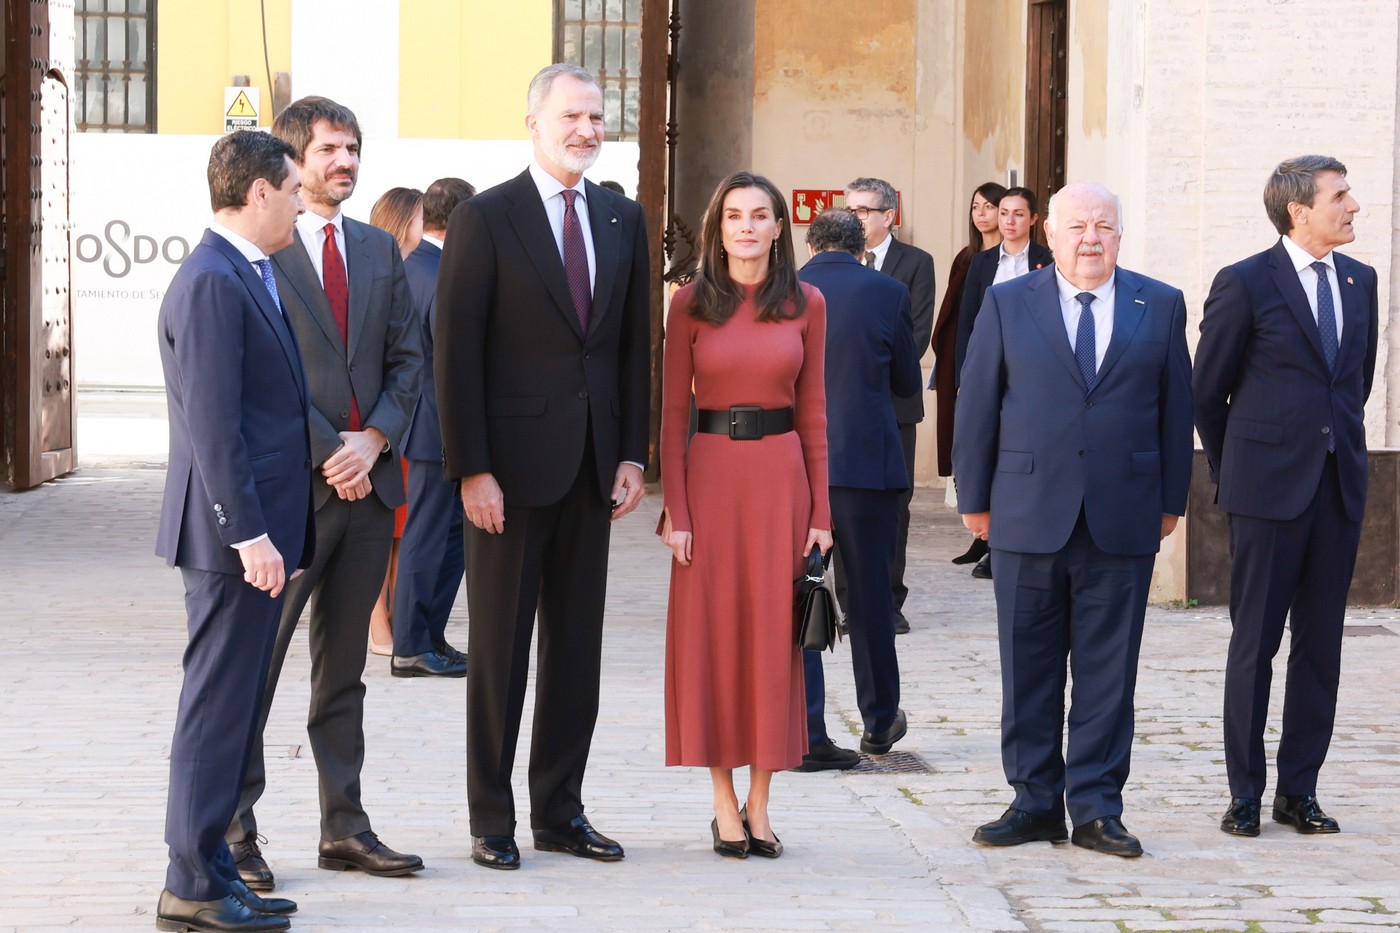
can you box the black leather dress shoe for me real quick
[1220,797,1261,837]
[533,814,625,861]
[433,639,467,664]
[229,833,274,892]
[1272,794,1340,834]
[155,890,289,932]
[971,554,993,579]
[740,806,783,858]
[1071,816,1143,857]
[317,830,424,875]
[391,650,467,678]
[471,835,520,870]
[972,808,1068,846]
[860,708,907,755]
[710,818,748,859]
[796,738,861,772]
[228,878,296,916]
[894,611,911,635]
[952,536,989,565]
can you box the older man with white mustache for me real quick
[953,181,1194,858]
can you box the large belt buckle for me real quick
[729,406,762,440]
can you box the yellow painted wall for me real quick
[157,0,291,134]
[398,0,554,139]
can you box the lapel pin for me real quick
[610,217,618,224]
[1134,299,1145,305]
[1347,276,1354,285]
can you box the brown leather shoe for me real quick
[317,831,424,876]
[229,833,274,892]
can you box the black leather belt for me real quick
[696,406,794,440]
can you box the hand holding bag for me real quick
[794,548,839,653]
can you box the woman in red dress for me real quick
[659,172,833,859]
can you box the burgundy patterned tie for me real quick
[322,223,361,429]
[561,190,592,333]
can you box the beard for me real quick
[542,135,601,175]
[307,169,358,208]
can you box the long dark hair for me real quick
[690,172,805,326]
[967,181,1008,254]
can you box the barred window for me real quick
[555,0,641,141]
[75,0,156,132]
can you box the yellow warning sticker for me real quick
[226,90,257,117]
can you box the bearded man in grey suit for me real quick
[227,96,425,890]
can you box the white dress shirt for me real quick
[528,158,596,292]
[421,232,445,251]
[993,241,1033,285]
[866,233,893,271]
[1056,269,1115,374]
[1280,234,1343,343]
[294,209,347,287]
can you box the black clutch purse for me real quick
[794,549,839,653]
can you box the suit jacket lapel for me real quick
[505,172,585,339]
[586,182,620,335]
[883,237,904,278]
[205,231,307,407]
[1334,253,1363,371]
[273,234,344,358]
[1024,269,1084,386]
[1268,240,1328,373]
[1093,270,1147,390]
[342,217,374,360]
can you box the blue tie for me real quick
[1075,291,1097,390]
[1311,261,1338,372]
[254,259,282,311]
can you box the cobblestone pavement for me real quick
[2,392,1399,932]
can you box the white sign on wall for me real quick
[224,87,260,133]
[71,133,642,387]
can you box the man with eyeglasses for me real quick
[841,177,935,637]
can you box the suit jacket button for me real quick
[1084,401,1093,408]
[1322,426,1331,435]
[340,410,350,419]
[305,459,312,469]
[214,503,223,511]
[218,517,228,525]
[579,390,588,399]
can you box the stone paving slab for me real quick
[2,392,1400,931]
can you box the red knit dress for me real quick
[661,281,831,771]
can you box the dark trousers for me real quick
[464,452,611,836]
[230,493,393,844]
[392,457,465,656]
[806,487,902,741]
[166,569,284,900]
[992,513,1155,826]
[835,423,917,618]
[1224,454,1360,800]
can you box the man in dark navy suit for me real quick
[795,209,922,771]
[435,63,651,871]
[154,130,313,932]
[1195,156,1377,839]
[390,176,476,677]
[954,181,1193,858]
[843,178,935,633]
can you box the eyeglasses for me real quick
[846,206,891,219]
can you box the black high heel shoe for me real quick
[740,806,783,859]
[951,536,989,565]
[711,818,749,858]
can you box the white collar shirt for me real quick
[1055,268,1115,373]
[420,233,445,251]
[867,233,893,271]
[528,158,596,292]
[295,210,346,287]
[993,241,1032,285]
[1281,234,1343,343]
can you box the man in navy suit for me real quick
[154,130,313,932]
[1195,156,1377,839]
[796,209,922,771]
[389,176,476,677]
[954,187,1052,580]
[954,181,1193,858]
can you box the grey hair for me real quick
[1264,155,1348,235]
[806,208,867,255]
[1045,182,1124,235]
[527,63,600,115]
[846,177,898,212]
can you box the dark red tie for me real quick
[322,223,361,429]
[561,190,592,333]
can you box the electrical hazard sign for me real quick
[224,87,261,133]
